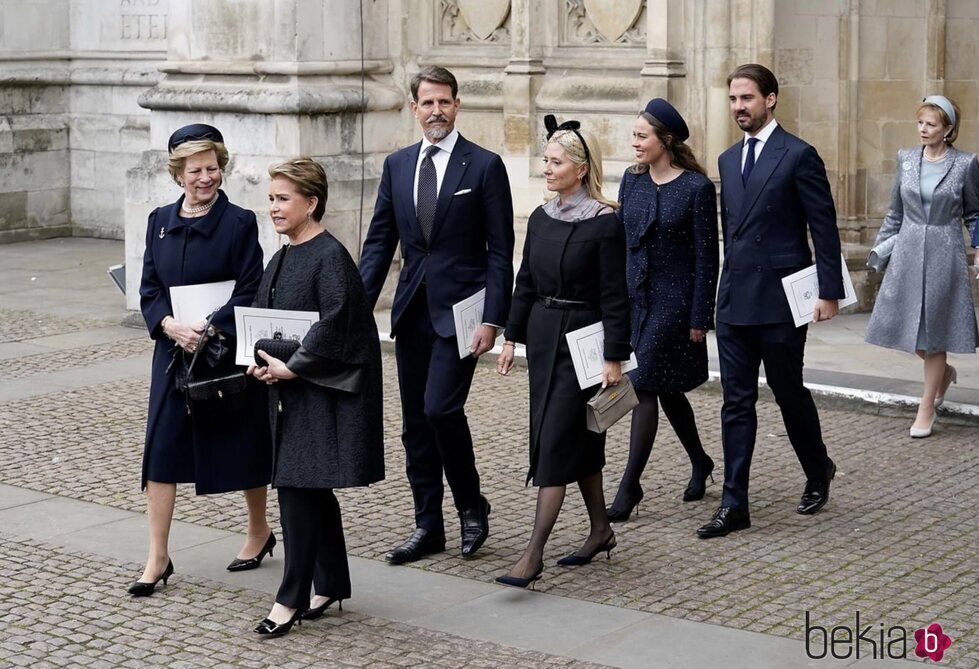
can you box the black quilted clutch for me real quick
[254,333,301,367]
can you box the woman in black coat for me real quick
[248,158,384,637]
[131,125,273,596]
[605,100,719,522]
[495,117,631,588]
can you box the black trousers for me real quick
[716,321,831,510]
[276,487,351,611]
[394,288,481,536]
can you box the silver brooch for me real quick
[903,160,912,171]
[159,227,166,239]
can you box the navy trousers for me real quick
[716,321,831,510]
[394,288,481,536]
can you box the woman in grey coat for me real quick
[866,96,979,438]
[248,158,385,637]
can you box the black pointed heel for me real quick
[127,559,174,597]
[227,533,276,572]
[606,489,644,523]
[683,457,715,502]
[495,561,544,590]
[254,609,303,638]
[556,532,617,566]
[300,596,345,621]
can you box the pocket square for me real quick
[453,188,472,196]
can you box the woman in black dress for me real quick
[495,117,631,588]
[605,99,719,522]
[131,124,273,596]
[248,158,385,637]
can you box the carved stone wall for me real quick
[2,0,977,310]
[0,0,165,242]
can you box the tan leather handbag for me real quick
[586,376,639,433]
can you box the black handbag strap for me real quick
[185,310,217,377]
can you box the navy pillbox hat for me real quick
[167,124,224,153]
[642,98,689,142]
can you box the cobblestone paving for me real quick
[7,337,153,380]
[3,344,977,667]
[0,534,608,669]
[0,309,117,343]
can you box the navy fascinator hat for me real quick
[642,99,689,142]
[167,124,224,153]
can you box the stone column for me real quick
[125,0,402,307]
[503,0,545,225]
[0,0,72,242]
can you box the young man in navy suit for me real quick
[360,66,515,563]
[698,64,844,538]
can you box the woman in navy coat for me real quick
[606,100,719,522]
[129,125,273,596]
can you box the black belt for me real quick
[538,296,594,310]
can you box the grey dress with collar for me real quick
[865,146,979,354]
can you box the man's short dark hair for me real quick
[410,66,458,101]
[727,63,779,111]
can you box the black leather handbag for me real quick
[174,312,248,413]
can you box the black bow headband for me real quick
[544,114,591,165]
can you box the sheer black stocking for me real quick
[609,391,709,512]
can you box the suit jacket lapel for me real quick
[396,142,423,244]
[429,135,473,243]
[732,126,788,237]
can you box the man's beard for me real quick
[426,117,449,140]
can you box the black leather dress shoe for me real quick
[797,459,836,515]
[459,495,491,557]
[696,506,751,539]
[384,528,446,565]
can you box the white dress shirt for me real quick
[413,128,459,208]
[740,118,779,170]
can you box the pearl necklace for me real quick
[182,194,217,215]
[923,148,948,163]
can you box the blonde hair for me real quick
[268,157,329,221]
[547,129,619,210]
[167,140,229,185]
[917,98,961,145]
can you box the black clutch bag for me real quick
[253,332,301,367]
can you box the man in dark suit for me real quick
[360,66,515,562]
[698,63,844,538]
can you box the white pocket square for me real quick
[453,188,472,196]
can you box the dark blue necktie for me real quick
[416,145,440,243]
[742,137,759,186]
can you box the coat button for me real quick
[732,234,739,241]
[766,205,773,212]
[755,235,762,243]
[756,265,763,272]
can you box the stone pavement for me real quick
[0,238,975,668]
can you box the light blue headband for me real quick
[922,95,956,128]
